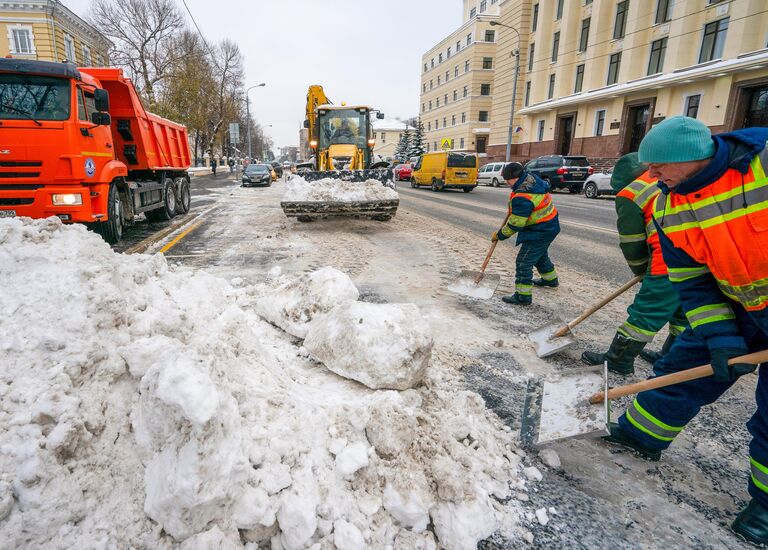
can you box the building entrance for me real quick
[556,115,575,155]
[745,86,768,127]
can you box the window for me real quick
[439,53,443,63]
[465,60,470,73]
[447,47,452,58]
[453,90,458,101]
[479,110,489,122]
[445,71,449,82]
[452,115,456,126]
[607,52,622,85]
[426,143,430,152]
[443,117,447,127]
[435,119,439,129]
[685,94,701,118]
[548,74,555,99]
[532,3,539,32]
[483,57,493,69]
[460,137,465,149]
[381,132,386,143]
[470,7,476,18]
[423,83,426,93]
[595,109,606,136]
[455,66,459,77]
[431,59,435,68]
[10,26,34,54]
[485,30,495,42]
[537,120,545,141]
[429,100,432,109]
[463,86,468,97]
[457,40,461,52]
[480,0,487,12]
[424,63,428,72]
[574,64,585,93]
[528,43,535,71]
[467,33,472,46]
[77,89,87,121]
[699,18,729,63]
[655,0,672,24]
[437,76,441,85]
[430,80,433,90]
[552,32,560,62]
[525,81,531,106]
[480,83,491,95]
[422,103,425,113]
[462,112,467,123]
[647,38,667,75]
[436,98,440,107]
[428,122,431,131]
[579,18,591,52]
[64,35,76,62]
[613,1,629,40]
[556,0,564,20]
[444,93,448,104]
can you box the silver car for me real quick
[583,170,615,199]
[477,162,506,187]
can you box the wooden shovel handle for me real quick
[589,349,768,404]
[551,275,643,339]
[475,241,498,284]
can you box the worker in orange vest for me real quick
[603,116,768,544]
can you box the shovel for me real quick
[447,241,501,300]
[529,274,643,358]
[520,349,768,447]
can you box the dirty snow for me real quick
[0,217,529,549]
[282,177,399,203]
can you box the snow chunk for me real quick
[523,466,543,482]
[282,177,398,203]
[539,448,561,470]
[333,519,365,550]
[383,483,431,532]
[335,442,369,478]
[179,525,241,550]
[535,507,549,526]
[430,496,498,550]
[304,302,433,390]
[255,267,359,338]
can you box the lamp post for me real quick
[245,83,266,160]
[490,21,521,162]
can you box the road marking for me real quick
[159,219,205,254]
[124,204,218,255]
[560,219,618,235]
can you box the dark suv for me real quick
[524,155,593,193]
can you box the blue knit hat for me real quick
[638,116,715,164]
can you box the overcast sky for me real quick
[64,0,462,149]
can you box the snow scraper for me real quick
[520,350,768,447]
[529,275,643,358]
[447,241,501,300]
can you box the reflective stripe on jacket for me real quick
[497,172,560,243]
[617,172,666,275]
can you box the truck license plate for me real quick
[456,171,468,177]
[0,210,16,218]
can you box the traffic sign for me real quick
[229,122,240,144]
[441,138,453,150]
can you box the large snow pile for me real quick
[282,177,399,203]
[304,302,432,390]
[0,217,532,549]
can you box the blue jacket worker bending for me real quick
[492,162,561,306]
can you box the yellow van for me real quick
[410,152,478,193]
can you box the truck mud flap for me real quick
[280,199,399,221]
[301,169,395,188]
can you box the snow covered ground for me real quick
[0,217,541,549]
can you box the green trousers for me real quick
[618,274,688,343]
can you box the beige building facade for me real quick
[490,0,768,167]
[0,0,110,66]
[419,0,502,158]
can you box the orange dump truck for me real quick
[0,59,191,243]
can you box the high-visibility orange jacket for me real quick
[617,172,667,276]
[497,172,560,243]
[653,127,768,351]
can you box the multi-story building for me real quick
[510,0,768,167]
[372,118,410,160]
[298,127,310,161]
[0,0,110,66]
[418,0,501,158]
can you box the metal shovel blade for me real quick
[529,319,577,358]
[447,270,501,300]
[520,364,610,447]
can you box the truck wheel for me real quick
[431,179,439,192]
[410,178,418,189]
[157,178,177,221]
[175,178,191,214]
[462,187,474,193]
[95,182,123,244]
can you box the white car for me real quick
[477,162,506,187]
[582,170,615,199]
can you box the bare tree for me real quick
[89,0,185,109]
[204,39,244,158]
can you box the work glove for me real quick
[491,231,499,242]
[711,347,757,383]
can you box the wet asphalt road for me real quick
[394,180,628,284]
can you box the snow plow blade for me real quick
[301,168,394,183]
[281,199,399,222]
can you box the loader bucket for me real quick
[301,168,395,185]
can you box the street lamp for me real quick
[246,83,266,159]
[490,21,521,163]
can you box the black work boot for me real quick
[602,423,662,461]
[501,293,532,306]
[581,333,646,375]
[532,278,559,288]
[639,333,677,365]
[733,500,768,546]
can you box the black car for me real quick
[524,155,593,193]
[270,162,284,178]
[242,164,272,187]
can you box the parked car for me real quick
[393,164,413,181]
[271,161,284,178]
[524,155,593,193]
[242,164,273,187]
[583,170,616,199]
[477,162,506,187]
[411,152,478,193]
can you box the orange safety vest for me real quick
[654,152,768,311]
[507,191,558,226]
[617,172,667,275]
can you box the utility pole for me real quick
[245,83,266,160]
[490,21,521,163]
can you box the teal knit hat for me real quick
[610,153,646,192]
[638,116,715,164]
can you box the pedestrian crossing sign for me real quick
[441,138,453,150]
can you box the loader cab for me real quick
[314,106,375,170]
